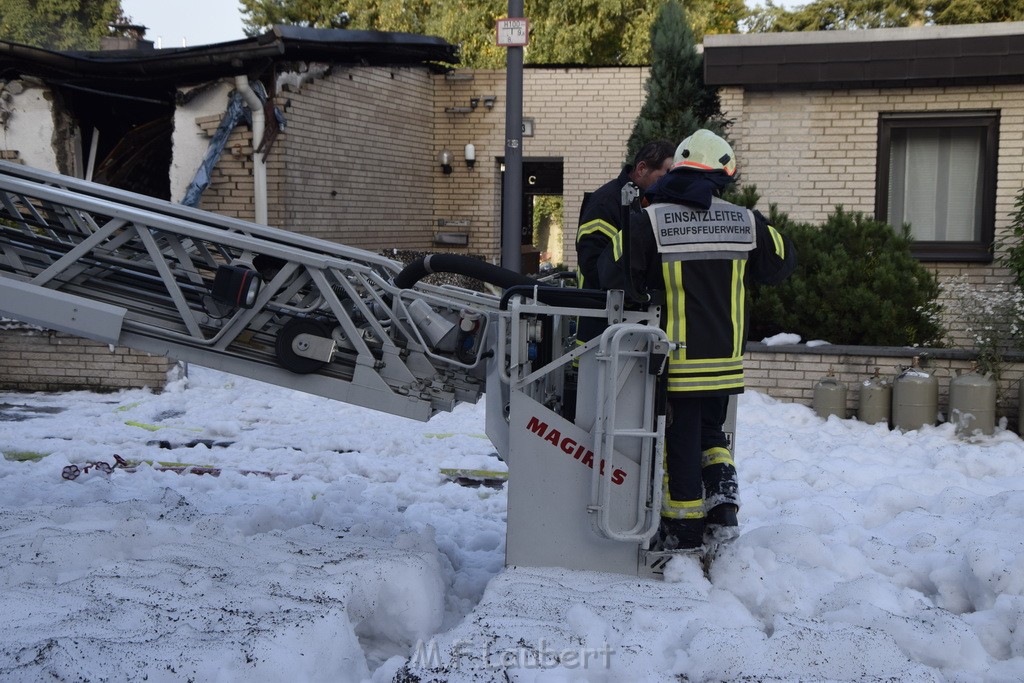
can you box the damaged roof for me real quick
[0,25,460,98]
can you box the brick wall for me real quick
[192,115,256,221]
[188,66,439,251]
[745,343,1024,432]
[270,66,437,250]
[0,326,175,392]
[195,65,649,266]
[430,67,650,265]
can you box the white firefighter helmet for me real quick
[671,129,736,176]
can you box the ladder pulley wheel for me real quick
[275,318,331,374]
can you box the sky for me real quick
[2,361,1023,681]
[121,0,247,48]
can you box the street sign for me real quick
[496,18,529,47]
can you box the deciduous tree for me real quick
[744,0,1023,31]
[240,0,352,32]
[0,0,123,50]
[238,0,748,68]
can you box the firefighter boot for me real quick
[657,517,706,551]
[706,503,738,528]
[705,503,740,546]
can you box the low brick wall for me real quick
[745,342,1024,432]
[4,325,1023,433]
[0,326,174,393]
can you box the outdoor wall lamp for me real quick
[470,97,480,109]
[465,143,476,169]
[439,149,453,174]
[482,96,497,109]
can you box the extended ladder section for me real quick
[0,161,677,577]
[0,161,496,422]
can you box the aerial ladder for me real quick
[0,160,700,578]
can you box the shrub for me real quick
[997,187,1024,289]
[748,207,943,347]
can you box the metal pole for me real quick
[501,0,524,274]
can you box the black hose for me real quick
[394,253,540,290]
[499,284,608,311]
[394,253,612,311]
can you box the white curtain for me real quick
[888,127,983,241]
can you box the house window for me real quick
[876,112,998,262]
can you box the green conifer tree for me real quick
[624,0,726,161]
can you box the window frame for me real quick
[875,111,999,263]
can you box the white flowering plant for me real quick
[924,275,1024,379]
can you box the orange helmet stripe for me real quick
[670,159,736,175]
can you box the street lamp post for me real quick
[498,1,526,274]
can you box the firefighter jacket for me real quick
[597,176,796,396]
[576,167,634,290]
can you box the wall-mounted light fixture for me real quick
[482,96,497,110]
[469,97,480,109]
[439,149,453,175]
[464,143,476,169]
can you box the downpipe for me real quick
[234,76,267,225]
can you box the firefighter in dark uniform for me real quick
[598,129,797,550]
[575,140,675,343]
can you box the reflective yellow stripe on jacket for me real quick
[662,260,746,393]
[578,218,618,241]
[767,224,785,259]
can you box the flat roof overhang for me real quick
[704,22,1024,90]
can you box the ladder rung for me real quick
[608,428,657,438]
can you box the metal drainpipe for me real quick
[234,75,267,225]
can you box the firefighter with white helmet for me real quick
[598,129,796,550]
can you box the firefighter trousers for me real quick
[662,394,739,519]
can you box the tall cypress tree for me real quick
[625,0,726,161]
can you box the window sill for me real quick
[910,242,992,263]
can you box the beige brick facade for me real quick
[191,66,649,266]
[435,67,650,266]
[194,115,256,222]
[272,66,436,250]
[0,326,175,393]
[196,67,1024,284]
[720,84,1024,283]
[717,80,1024,351]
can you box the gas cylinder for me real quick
[948,368,997,436]
[813,370,847,419]
[892,358,938,432]
[857,368,891,426]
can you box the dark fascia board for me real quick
[268,25,459,67]
[705,22,1024,90]
[0,25,459,99]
